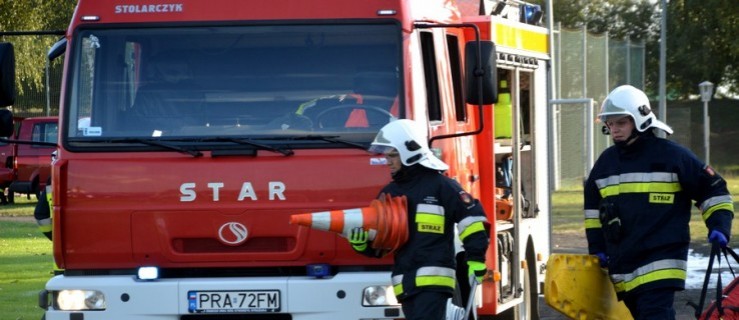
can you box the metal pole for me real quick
[658,0,667,138]
[625,37,631,85]
[586,99,594,176]
[45,58,51,116]
[604,34,611,148]
[551,21,562,190]
[546,0,558,191]
[582,25,587,98]
[704,100,710,165]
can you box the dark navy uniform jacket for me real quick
[584,133,733,298]
[358,165,489,300]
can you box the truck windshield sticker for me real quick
[88,35,100,49]
[115,4,184,14]
[82,126,102,136]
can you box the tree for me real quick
[663,0,739,98]
[545,0,738,99]
[541,0,655,40]
[0,0,76,94]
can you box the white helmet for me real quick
[599,85,673,135]
[369,119,449,171]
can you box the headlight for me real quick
[54,290,106,310]
[362,285,399,306]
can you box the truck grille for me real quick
[173,237,295,253]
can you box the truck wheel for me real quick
[521,259,539,320]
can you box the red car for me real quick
[0,138,13,203]
[8,116,58,198]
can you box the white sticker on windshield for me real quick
[83,126,102,136]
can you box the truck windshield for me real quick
[66,23,402,147]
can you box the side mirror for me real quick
[0,42,16,108]
[465,40,497,105]
[48,37,67,62]
[0,109,12,137]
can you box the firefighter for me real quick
[291,71,399,129]
[350,119,490,320]
[34,151,56,241]
[584,85,734,319]
[130,54,203,132]
[34,178,52,240]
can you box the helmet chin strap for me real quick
[614,129,640,148]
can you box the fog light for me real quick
[362,285,399,306]
[306,264,331,278]
[54,290,106,310]
[137,266,159,280]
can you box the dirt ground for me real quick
[540,232,711,319]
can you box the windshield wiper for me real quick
[280,135,369,151]
[202,137,294,156]
[75,138,203,157]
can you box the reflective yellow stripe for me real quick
[613,269,686,293]
[702,202,735,221]
[700,195,733,212]
[416,266,456,287]
[393,283,403,296]
[599,182,682,198]
[596,172,679,188]
[584,209,600,219]
[584,218,601,229]
[416,275,456,289]
[391,274,403,296]
[46,189,53,213]
[38,225,52,233]
[417,213,445,234]
[416,213,444,224]
[459,221,485,241]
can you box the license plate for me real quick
[188,290,280,313]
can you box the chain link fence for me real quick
[552,25,646,190]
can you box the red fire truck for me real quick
[0,0,553,318]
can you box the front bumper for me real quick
[40,271,402,320]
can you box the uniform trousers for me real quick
[622,287,676,320]
[400,291,451,320]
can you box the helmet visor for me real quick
[598,98,630,122]
[368,144,395,155]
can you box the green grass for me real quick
[0,195,39,218]
[0,210,53,320]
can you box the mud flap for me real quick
[544,254,632,319]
